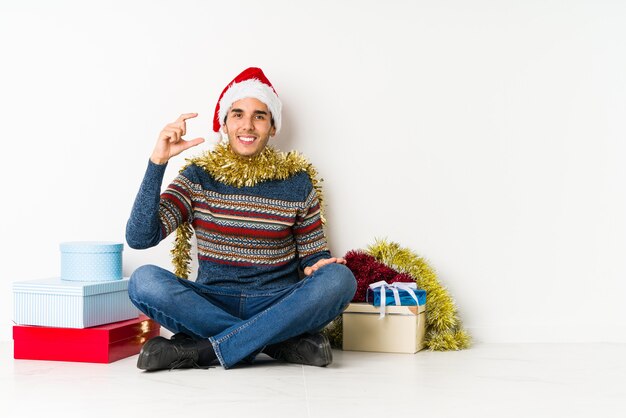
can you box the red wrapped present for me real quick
[13,315,160,363]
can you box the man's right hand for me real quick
[303,257,347,276]
[150,113,205,165]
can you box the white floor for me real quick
[1,340,624,418]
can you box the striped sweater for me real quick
[126,159,331,289]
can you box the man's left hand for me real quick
[303,257,347,276]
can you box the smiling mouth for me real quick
[237,135,256,144]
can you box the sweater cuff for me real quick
[148,158,168,170]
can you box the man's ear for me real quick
[222,124,229,135]
[270,126,276,137]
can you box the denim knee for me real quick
[331,263,357,303]
[309,262,356,305]
[128,264,170,306]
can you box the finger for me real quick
[165,127,182,143]
[320,257,337,267]
[169,121,188,136]
[175,113,198,123]
[158,130,173,142]
[304,267,312,276]
[179,137,205,151]
[163,129,177,143]
[173,127,183,141]
[166,124,184,135]
[312,259,330,270]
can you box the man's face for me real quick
[222,97,276,157]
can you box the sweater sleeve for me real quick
[294,186,331,269]
[125,160,194,249]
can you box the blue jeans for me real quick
[128,263,356,369]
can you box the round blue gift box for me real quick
[60,241,124,281]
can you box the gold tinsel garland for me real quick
[171,143,325,279]
[324,238,471,351]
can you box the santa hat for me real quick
[213,67,282,135]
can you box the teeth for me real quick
[239,136,255,143]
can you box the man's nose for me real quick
[242,116,254,130]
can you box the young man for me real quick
[126,67,356,371]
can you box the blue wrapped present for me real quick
[60,241,124,281]
[366,281,426,318]
[12,277,138,328]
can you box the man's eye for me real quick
[255,115,265,120]
[232,113,242,118]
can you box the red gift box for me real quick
[13,315,160,363]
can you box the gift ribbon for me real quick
[368,280,420,319]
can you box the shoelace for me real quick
[169,358,212,370]
[168,348,212,371]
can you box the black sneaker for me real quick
[137,336,213,371]
[264,333,333,367]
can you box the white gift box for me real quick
[12,277,138,328]
[342,302,426,353]
[60,241,123,281]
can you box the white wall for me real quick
[1,0,624,343]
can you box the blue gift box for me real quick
[366,286,426,307]
[12,277,138,328]
[60,241,123,281]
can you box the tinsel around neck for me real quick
[182,143,322,189]
[171,142,325,279]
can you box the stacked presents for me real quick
[343,280,427,353]
[12,241,160,363]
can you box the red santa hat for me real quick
[213,67,282,135]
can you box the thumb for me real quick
[189,137,205,146]
[182,137,205,150]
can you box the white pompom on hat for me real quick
[213,67,282,135]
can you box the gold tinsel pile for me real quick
[324,239,471,351]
